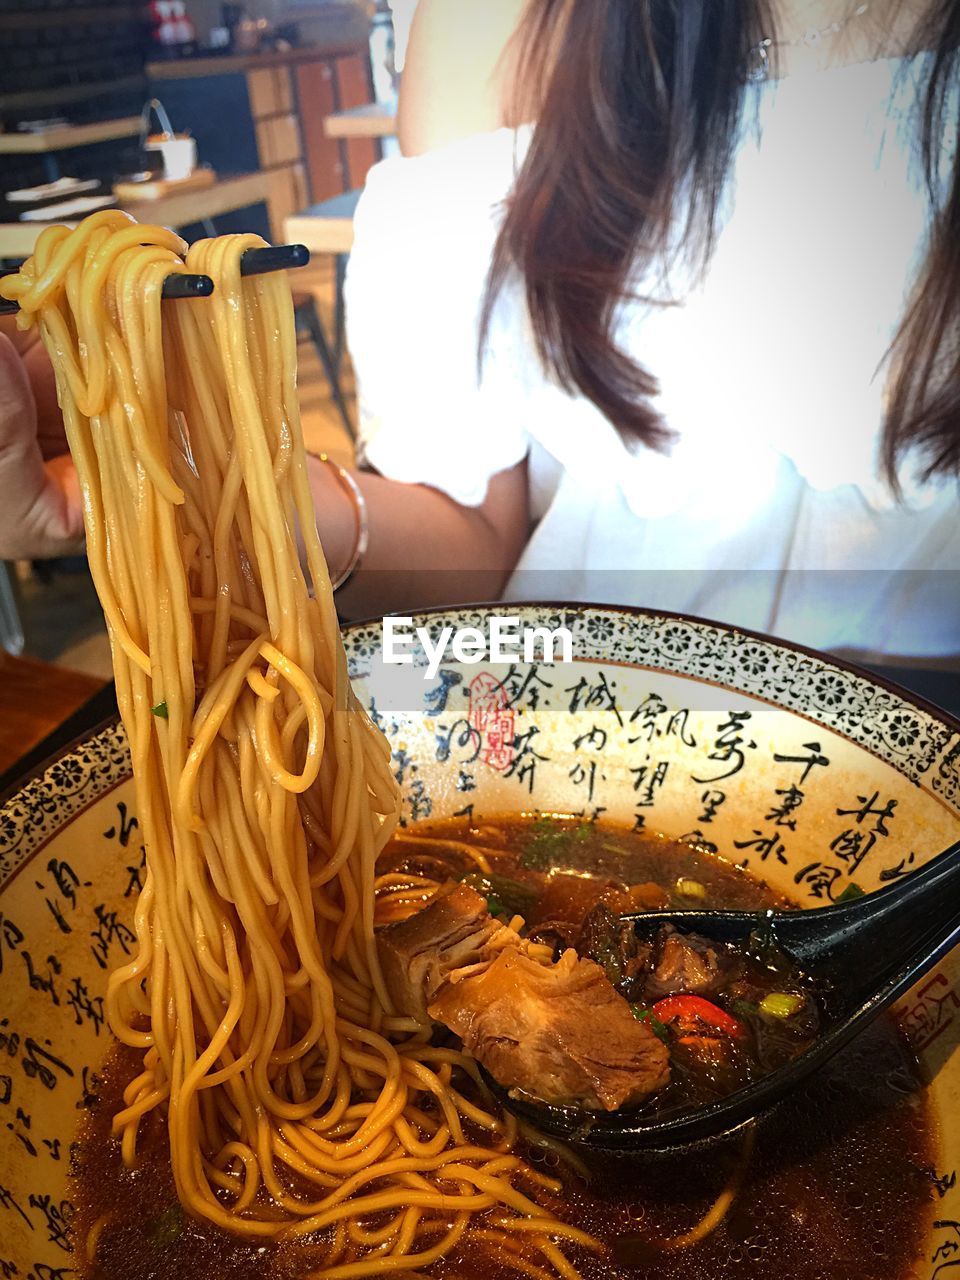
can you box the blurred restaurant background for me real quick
[0,0,408,773]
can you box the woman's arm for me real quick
[309,455,529,617]
[0,320,529,613]
[336,2,540,615]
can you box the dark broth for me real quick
[400,818,824,1116]
[73,817,938,1280]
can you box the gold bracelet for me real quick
[310,452,369,591]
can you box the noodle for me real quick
[655,1125,756,1251]
[0,213,596,1278]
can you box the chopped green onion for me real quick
[836,882,866,903]
[520,818,591,870]
[759,992,804,1019]
[151,701,169,719]
[674,877,707,902]
[146,1203,183,1247]
[631,1006,671,1043]
[461,871,536,919]
[729,998,758,1019]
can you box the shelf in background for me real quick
[0,6,139,29]
[0,73,146,115]
[146,41,367,81]
[0,115,141,153]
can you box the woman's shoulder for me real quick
[358,125,533,227]
[345,127,539,509]
[349,126,535,336]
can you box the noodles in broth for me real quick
[1,213,598,1278]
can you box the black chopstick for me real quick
[0,272,213,316]
[0,246,310,316]
[240,244,311,276]
[161,273,215,300]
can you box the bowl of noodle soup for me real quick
[0,602,959,1280]
[0,215,958,1280]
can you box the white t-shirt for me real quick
[345,56,960,664]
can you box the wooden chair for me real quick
[287,189,362,440]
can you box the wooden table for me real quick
[285,188,361,256]
[0,652,105,778]
[324,103,396,140]
[0,171,270,260]
[284,189,361,435]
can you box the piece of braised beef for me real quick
[574,912,730,1003]
[429,948,671,1110]
[378,887,671,1110]
[576,902,654,998]
[643,925,726,999]
[377,882,520,1022]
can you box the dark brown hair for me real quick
[481,0,960,487]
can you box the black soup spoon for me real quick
[481,837,960,1153]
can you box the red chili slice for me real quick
[651,994,746,1040]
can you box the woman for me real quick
[341,0,960,665]
[3,0,958,666]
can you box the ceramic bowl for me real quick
[0,603,958,1278]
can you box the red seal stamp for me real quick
[469,672,515,771]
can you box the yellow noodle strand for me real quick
[2,221,603,1280]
